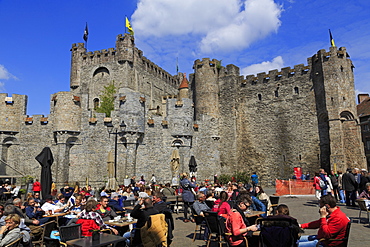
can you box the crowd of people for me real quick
[313,167,370,207]
[0,167,363,247]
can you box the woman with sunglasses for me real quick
[225,195,258,246]
[0,214,22,247]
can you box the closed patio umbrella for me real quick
[35,147,54,200]
[106,151,118,190]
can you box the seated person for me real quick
[108,193,125,212]
[193,192,210,217]
[125,197,159,246]
[299,195,349,247]
[225,197,258,246]
[152,192,169,213]
[25,198,50,225]
[267,204,302,235]
[41,195,67,214]
[77,200,118,236]
[13,198,40,226]
[70,196,84,214]
[0,214,29,247]
[212,191,231,218]
[255,186,271,212]
[161,183,175,197]
[96,196,117,221]
[358,182,370,200]
[55,195,70,213]
[33,193,41,206]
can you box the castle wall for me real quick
[0,31,366,188]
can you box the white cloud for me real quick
[241,56,284,76]
[133,0,282,54]
[0,64,17,80]
[0,82,4,91]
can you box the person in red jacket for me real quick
[32,179,41,194]
[298,195,350,247]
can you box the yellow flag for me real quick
[126,17,134,36]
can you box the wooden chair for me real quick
[190,206,206,241]
[269,196,280,215]
[31,220,56,247]
[316,221,351,247]
[175,195,184,214]
[356,199,370,223]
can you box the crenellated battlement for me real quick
[312,46,350,62]
[242,63,310,86]
[193,58,221,69]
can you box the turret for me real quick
[192,58,220,120]
[115,33,135,64]
[178,73,189,100]
[70,43,86,90]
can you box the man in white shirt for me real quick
[41,195,66,214]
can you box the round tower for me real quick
[192,58,220,120]
[115,33,135,64]
[178,73,189,100]
[70,43,86,90]
[51,92,82,131]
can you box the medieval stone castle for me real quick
[0,33,366,187]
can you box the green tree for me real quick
[95,82,116,117]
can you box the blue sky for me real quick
[1,0,369,116]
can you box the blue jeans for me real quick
[298,235,319,247]
[339,189,345,203]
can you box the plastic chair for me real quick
[190,206,207,241]
[356,199,370,223]
[316,221,351,247]
[203,211,228,247]
[257,217,299,247]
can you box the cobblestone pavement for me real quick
[170,189,370,247]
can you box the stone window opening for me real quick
[283,155,286,161]
[299,154,302,160]
[340,66,344,72]
[275,87,279,97]
[294,87,299,94]
[93,98,100,110]
[258,94,262,100]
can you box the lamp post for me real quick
[107,121,126,180]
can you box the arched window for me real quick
[275,88,279,97]
[294,87,299,94]
[258,94,262,100]
[340,111,354,120]
[93,67,110,77]
[93,98,100,110]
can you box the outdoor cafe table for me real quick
[245,211,265,217]
[104,219,137,227]
[42,212,68,227]
[66,233,126,247]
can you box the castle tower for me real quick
[178,73,189,99]
[311,47,366,172]
[115,33,135,64]
[70,43,86,90]
[192,58,220,121]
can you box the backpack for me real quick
[318,178,326,189]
